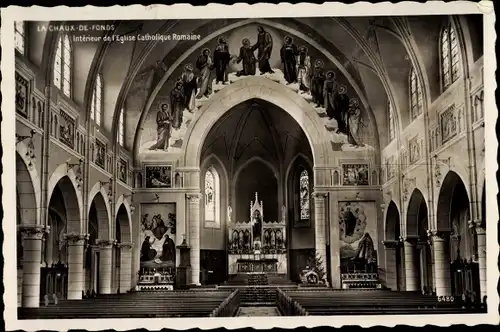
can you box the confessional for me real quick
[40,261,68,299]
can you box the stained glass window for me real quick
[299,169,310,220]
[388,101,395,142]
[91,73,103,125]
[53,35,72,97]
[118,108,125,146]
[205,168,217,221]
[409,67,423,120]
[441,23,461,90]
[14,21,25,54]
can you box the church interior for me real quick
[14,15,487,318]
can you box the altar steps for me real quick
[218,285,298,306]
[223,273,295,286]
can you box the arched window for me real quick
[14,21,26,54]
[204,167,220,227]
[91,73,103,126]
[299,169,310,220]
[388,101,395,142]
[441,23,461,90]
[409,67,423,120]
[118,108,125,146]
[53,35,72,98]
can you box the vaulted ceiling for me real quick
[26,15,483,161]
[201,99,312,175]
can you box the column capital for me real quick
[382,240,400,249]
[400,235,419,245]
[186,193,202,203]
[96,239,116,248]
[18,225,48,240]
[426,229,451,242]
[117,242,134,249]
[64,232,89,245]
[468,219,486,234]
[312,191,328,199]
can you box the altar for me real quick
[227,193,287,276]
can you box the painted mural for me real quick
[140,203,177,270]
[138,22,374,157]
[338,201,378,273]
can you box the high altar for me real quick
[228,193,287,275]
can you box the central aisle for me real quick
[237,307,281,317]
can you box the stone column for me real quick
[65,233,88,300]
[403,236,419,291]
[118,242,134,293]
[313,192,328,284]
[382,240,399,291]
[19,225,46,307]
[428,230,452,297]
[469,220,487,299]
[97,239,114,294]
[186,193,201,286]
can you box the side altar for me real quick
[227,193,287,275]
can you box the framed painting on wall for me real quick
[342,164,369,186]
[145,165,172,188]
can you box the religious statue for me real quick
[280,35,298,84]
[346,98,365,146]
[281,205,286,223]
[311,60,326,107]
[180,64,197,112]
[214,36,231,84]
[196,48,214,99]
[252,210,262,243]
[296,45,311,93]
[170,80,185,129]
[148,103,172,151]
[252,26,274,75]
[227,206,233,223]
[235,38,256,76]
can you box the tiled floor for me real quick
[237,307,280,317]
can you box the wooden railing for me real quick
[210,289,240,317]
[276,288,308,316]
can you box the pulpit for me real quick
[228,193,287,280]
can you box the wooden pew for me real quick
[19,290,238,319]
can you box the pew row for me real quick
[19,290,241,319]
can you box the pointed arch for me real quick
[53,33,73,98]
[47,164,83,233]
[88,182,112,240]
[440,20,461,91]
[406,188,429,237]
[91,72,103,126]
[409,66,423,121]
[14,21,26,55]
[385,201,401,241]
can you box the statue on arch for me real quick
[235,38,256,76]
[296,45,311,93]
[280,35,298,84]
[180,64,197,112]
[214,36,231,84]
[346,98,365,147]
[252,26,274,75]
[311,60,326,107]
[170,80,185,129]
[196,48,214,99]
[149,103,172,151]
